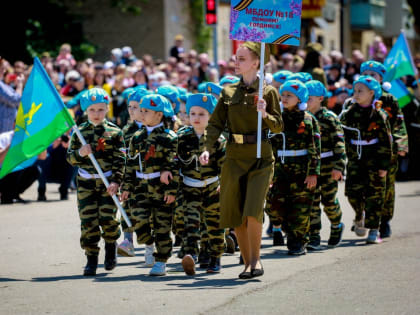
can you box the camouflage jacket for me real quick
[177,126,226,180]
[123,124,179,196]
[313,107,346,172]
[66,120,126,185]
[271,109,321,176]
[340,102,392,170]
[380,91,409,154]
[204,78,283,160]
[122,121,142,144]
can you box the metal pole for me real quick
[257,43,265,159]
[72,126,132,227]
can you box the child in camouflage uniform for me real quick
[122,94,178,276]
[360,61,409,238]
[117,87,150,257]
[268,80,321,255]
[66,88,125,276]
[340,75,392,244]
[305,80,346,250]
[177,93,226,275]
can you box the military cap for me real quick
[177,87,188,103]
[280,80,309,110]
[361,60,387,79]
[156,85,181,114]
[80,88,110,111]
[353,75,382,100]
[334,86,350,96]
[139,94,174,118]
[219,75,240,86]
[204,82,222,97]
[197,82,207,93]
[241,41,271,65]
[306,42,323,54]
[128,87,151,103]
[66,89,87,109]
[287,72,313,83]
[186,93,217,115]
[273,70,293,84]
[305,80,327,97]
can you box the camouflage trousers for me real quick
[267,161,315,244]
[310,163,342,236]
[383,156,398,221]
[132,178,174,263]
[76,177,121,256]
[182,181,225,258]
[120,198,135,233]
[345,163,386,229]
[173,193,185,237]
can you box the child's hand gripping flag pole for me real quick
[71,126,132,227]
[0,56,131,227]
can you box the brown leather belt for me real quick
[229,131,268,144]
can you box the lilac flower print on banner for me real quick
[233,26,267,42]
[290,0,302,17]
[230,8,239,33]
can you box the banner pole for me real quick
[72,126,132,227]
[257,43,265,159]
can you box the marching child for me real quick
[122,94,178,276]
[340,75,392,244]
[117,87,149,257]
[66,88,125,276]
[267,80,321,255]
[360,61,408,238]
[305,80,346,250]
[177,93,226,275]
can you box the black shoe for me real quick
[273,230,285,246]
[225,234,236,254]
[14,196,28,204]
[206,257,221,273]
[38,188,47,201]
[173,235,182,247]
[104,242,117,271]
[60,193,68,200]
[380,221,392,238]
[251,261,264,278]
[307,235,322,251]
[328,223,345,247]
[287,238,306,255]
[83,255,98,276]
[177,246,185,259]
[198,249,210,268]
[239,268,252,279]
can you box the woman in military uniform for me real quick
[199,42,283,279]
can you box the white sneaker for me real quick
[117,239,135,257]
[144,244,155,267]
[366,229,382,244]
[149,262,166,276]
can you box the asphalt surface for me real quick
[0,181,419,314]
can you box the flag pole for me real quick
[72,126,132,227]
[257,42,265,158]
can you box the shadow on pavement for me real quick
[31,273,108,282]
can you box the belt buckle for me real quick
[232,134,244,144]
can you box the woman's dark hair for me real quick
[302,51,321,72]
[162,116,173,129]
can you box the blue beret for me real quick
[305,80,327,97]
[273,70,293,84]
[122,87,136,100]
[128,87,151,103]
[197,82,207,93]
[204,82,222,97]
[156,85,181,114]
[361,60,387,78]
[186,93,217,115]
[66,89,87,109]
[353,75,382,100]
[139,94,174,118]
[280,80,309,110]
[287,72,313,83]
[334,87,350,96]
[177,87,188,103]
[80,88,110,111]
[219,75,240,86]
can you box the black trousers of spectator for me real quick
[0,166,40,204]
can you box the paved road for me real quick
[0,181,419,314]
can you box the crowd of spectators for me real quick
[1,35,420,204]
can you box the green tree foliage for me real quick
[188,0,212,53]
